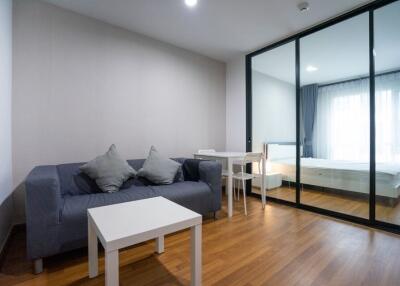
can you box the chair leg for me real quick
[232,179,239,201]
[34,258,43,274]
[237,179,240,201]
[242,179,247,215]
[236,179,239,200]
[233,179,236,201]
[224,177,228,197]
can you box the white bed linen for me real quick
[269,157,400,198]
[274,157,400,176]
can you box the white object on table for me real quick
[88,197,202,286]
[193,152,266,217]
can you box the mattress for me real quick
[270,157,400,198]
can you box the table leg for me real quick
[156,236,164,254]
[227,157,233,217]
[261,157,266,209]
[105,250,119,286]
[191,224,202,286]
[88,219,98,278]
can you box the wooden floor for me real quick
[1,196,400,286]
[265,186,400,224]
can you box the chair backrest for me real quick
[198,149,216,154]
[238,152,263,174]
[242,152,263,164]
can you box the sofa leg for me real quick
[34,258,43,274]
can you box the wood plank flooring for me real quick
[264,186,400,224]
[1,196,400,286]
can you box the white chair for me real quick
[232,152,263,215]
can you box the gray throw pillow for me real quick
[138,146,181,185]
[80,144,137,193]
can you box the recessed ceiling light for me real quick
[185,0,198,8]
[306,65,318,72]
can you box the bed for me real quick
[266,144,400,202]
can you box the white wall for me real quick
[226,55,246,152]
[252,71,296,153]
[12,0,226,220]
[225,54,296,154]
[0,0,14,252]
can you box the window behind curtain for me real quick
[313,72,400,163]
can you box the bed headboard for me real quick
[266,142,297,160]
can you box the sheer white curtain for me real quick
[313,72,400,163]
[375,72,400,163]
[313,78,370,161]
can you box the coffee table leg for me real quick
[105,250,119,286]
[88,220,98,278]
[191,224,202,286]
[156,236,164,254]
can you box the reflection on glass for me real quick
[251,42,296,202]
[299,13,370,218]
[375,1,400,225]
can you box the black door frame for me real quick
[245,0,400,234]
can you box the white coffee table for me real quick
[87,197,202,286]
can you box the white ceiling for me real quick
[43,0,372,62]
[252,1,400,85]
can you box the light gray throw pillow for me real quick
[80,144,137,193]
[138,146,181,185]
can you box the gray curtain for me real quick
[300,84,318,157]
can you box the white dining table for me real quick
[193,152,266,217]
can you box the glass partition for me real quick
[299,13,370,218]
[247,0,400,232]
[251,42,296,202]
[374,1,400,225]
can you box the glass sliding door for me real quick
[374,1,400,225]
[251,42,296,202]
[246,0,400,233]
[299,13,370,218]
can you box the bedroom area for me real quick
[248,0,400,227]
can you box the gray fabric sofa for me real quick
[25,158,221,273]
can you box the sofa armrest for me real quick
[25,165,63,259]
[198,160,222,211]
[25,165,63,225]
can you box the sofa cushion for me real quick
[73,172,102,194]
[149,181,213,214]
[182,159,201,181]
[57,158,185,197]
[80,144,137,193]
[127,159,146,171]
[127,158,184,184]
[57,163,101,196]
[138,146,181,185]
